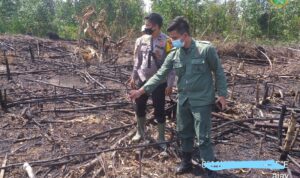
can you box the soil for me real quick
[0,35,299,178]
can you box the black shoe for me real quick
[175,152,193,174]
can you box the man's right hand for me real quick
[129,78,136,89]
[129,88,145,101]
[216,96,227,111]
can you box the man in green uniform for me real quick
[129,16,227,176]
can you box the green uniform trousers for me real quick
[176,99,214,162]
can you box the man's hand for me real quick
[129,78,136,89]
[216,96,227,111]
[165,87,173,96]
[129,88,145,101]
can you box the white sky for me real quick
[143,0,152,12]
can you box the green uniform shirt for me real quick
[143,39,227,106]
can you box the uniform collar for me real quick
[180,39,196,54]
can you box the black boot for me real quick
[175,152,193,174]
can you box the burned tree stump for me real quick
[280,111,297,161]
[3,50,11,80]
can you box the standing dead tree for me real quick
[75,6,132,65]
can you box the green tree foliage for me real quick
[152,0,300,42]
[0,0,299,42]
[0,0,144,39]
[0,0,21,33]
[54,0,77,39]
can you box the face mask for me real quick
[172,38,185,48]
[144,28,154,35]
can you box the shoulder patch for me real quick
[140,35,151,43]
[198,40,211,44]
[167,48,178,56]
[194,41,212,58]
[165,38,173,53]
[195,41,212,51]
[170,47,178,52]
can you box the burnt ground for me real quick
[0,35,300,178]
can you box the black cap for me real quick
[145,13,163,28]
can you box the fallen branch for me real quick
[0,154,7,178]
[0,69,56,76]
[7,92,113,108]
[47,54,73,59]
[74,155,103,178]
[288,155,300,170]
[287,47,300,52]
[65,99,97,107]
[22,78,82,93]
[258,105,300,113]
[255,121,300,129]
[0,140,176,170]
[42,102,130,113]
[291,128,300,149]
[0,136,42,144]
[118,109,135,116]
[85,123,135,140]
[83,70,106,89]
[111,130,136,157]
[23,162,36,178]
[212,115,280,131]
